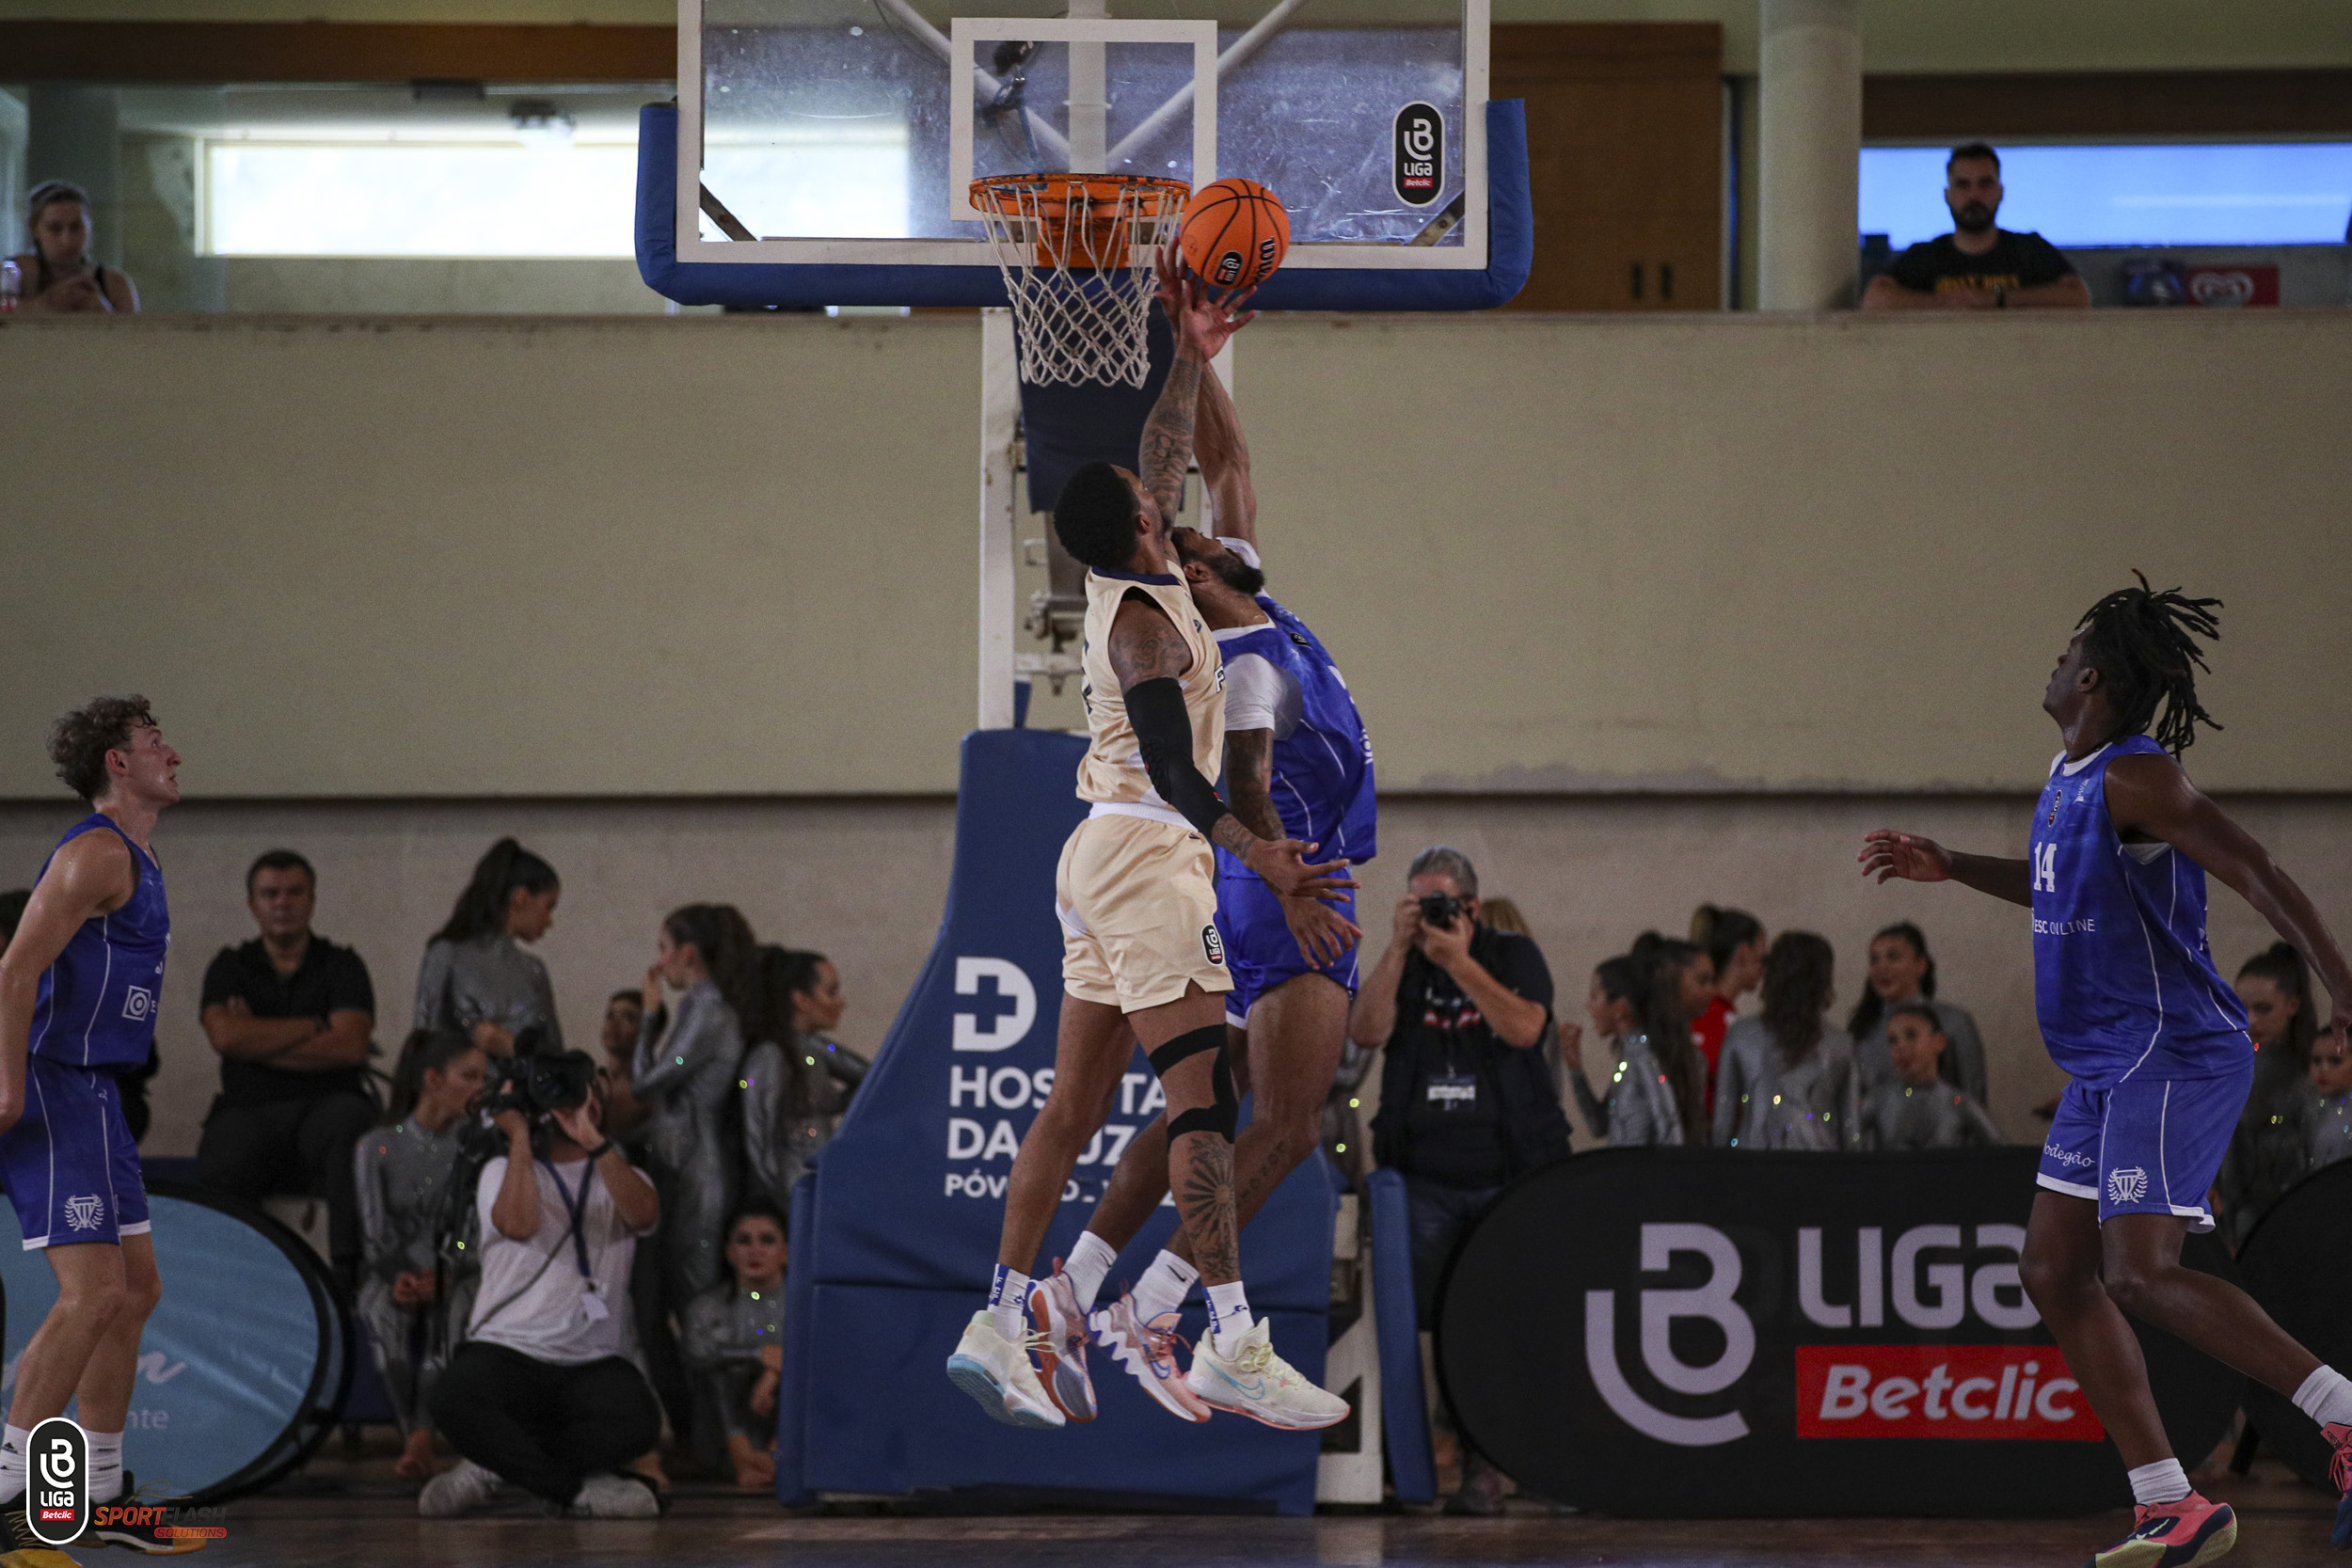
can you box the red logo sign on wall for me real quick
[2185,265,2280,308]
[1795,1344,2105,1440]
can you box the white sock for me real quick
[2126,1457,2191,1507]
[86,1432,122,1505]
[1065,1232,1118,1313]
[1131,1250,1200,1325]
[0,1425,26,1505]
[2294,1365,2352,1428]
[988,1264,1032,1342]
[1205,1280,1254,1355]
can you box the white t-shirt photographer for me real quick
[468,1152,656,1364]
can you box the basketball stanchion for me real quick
[969,172,1189,388]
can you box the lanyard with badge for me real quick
[1422,963,1479,1112]
[539,1158,609,1322]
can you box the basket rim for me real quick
[968,172,1193,213]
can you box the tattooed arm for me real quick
[1139,252,1257,527]
[1225,725,1360,966]
[1109,594,1352,902]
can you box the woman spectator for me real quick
[8,182,137,313]
[1604,935,1708,1147]
[1689,905,1765,1101]
[1846,922,1987,1103]
[1713,931,1858,1150]
[2217,942,2320,1248]
[681,1198,789,1491]
[741,948,866,1212]
[414,839,564,1054]
[1556,955,1638,1141]
[2303,1031,2352,1176]
[354,1030,488,1480]
[635,904,756,1307]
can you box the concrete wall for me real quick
[6,309,2348,799]
[6,788,2344,1159]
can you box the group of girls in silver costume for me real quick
[349,842,863,1481]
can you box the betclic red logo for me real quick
[1796,1344,2102,1440]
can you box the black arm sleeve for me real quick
[1124,676,1232,841]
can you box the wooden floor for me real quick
[181,1457,2346,1568]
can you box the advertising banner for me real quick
[1436,1148,2241,1516]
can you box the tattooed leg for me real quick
[1172,1128,1240,1284]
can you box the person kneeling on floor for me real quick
[421,1062,664,1519]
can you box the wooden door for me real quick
[1494,24,1724,311]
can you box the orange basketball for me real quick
[1178,178,1290,292]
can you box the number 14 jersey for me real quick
[2029,733,2249,1087]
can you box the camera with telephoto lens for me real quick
[480,1024,597,1118]
[1419,893,1462,928]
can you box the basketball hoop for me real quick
[970,172,1190,388]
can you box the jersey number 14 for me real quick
[2032,841,2058,893]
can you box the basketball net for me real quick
[970,173,1189,388]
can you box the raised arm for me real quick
[1107,593,1351,904]
[0,832,135,1135]
[2106,754,2352,1049]
[1858,830,2034,908]
[1143,246,1257,527]
[1195,357,1256,546]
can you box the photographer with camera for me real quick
[421,1049,663,1520]
[1351,845,1565,1515]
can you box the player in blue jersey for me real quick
[1863,577,2352,1568]
[1021,338,1377,1425]
[0,698,199,1562]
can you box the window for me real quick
[1859,143,2352,249]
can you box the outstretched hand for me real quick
[1858,830,1954,885]
[1243,836,1357,903]
[1282,894,1362,969]
[1155,241,1257,357]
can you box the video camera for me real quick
[478,1024,597,1119]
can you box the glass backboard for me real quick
[680,0,1488,273]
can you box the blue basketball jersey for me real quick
[1214,594,1376,875]
[2028,735,2249,1086]
[27,814,170,1072]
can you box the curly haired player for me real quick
[1862,577,2352,1568]
[0,698,199,1562]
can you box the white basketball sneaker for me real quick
[1184,1319,1349,1431]
[1028,1262,1098,1423]
[946,1309,1067,1429]
[1089,1292,1211,1423]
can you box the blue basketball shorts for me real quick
[1216,871,1359,1030]
[0,1057,150,1249]
[2034,1061,2253,1232]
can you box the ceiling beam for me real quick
[0,22,675,84]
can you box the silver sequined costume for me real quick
[681,1278,787,1441]
[352,1116,478,1433]
[1602,1033,1689,1148]
[413,934,564,1050]
[1858,1080,2005,1150]
[1713,1018,1861,1150]
[741,1031,857,1210]
[633,979,744,1301]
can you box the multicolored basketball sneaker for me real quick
[2087,1493,2236,1568]
[1027,1261,1097,1424]
[1089,1292,1210,1423]
[945,1310,1065,1429]
[2324,1420,2352,1547]
[1185,1319,1349,1432]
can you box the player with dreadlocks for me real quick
[1862,574,2352,1568]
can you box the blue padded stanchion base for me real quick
[772,730,1337,1515]
[636,101,1532,312]
[1366,1168,1437,1504]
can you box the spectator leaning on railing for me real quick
[8,181,138,313]
[1353,845,1565,1517]
[1860,143,2090,311]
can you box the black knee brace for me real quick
[1150,1024,1238,1142]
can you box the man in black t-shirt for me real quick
[197,848,378,1280]
[1863,141,2090,310]
[1350,846,1568,1515]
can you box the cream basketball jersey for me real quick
[1074,567,1226,811]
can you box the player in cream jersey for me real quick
[948,259,1357,1434]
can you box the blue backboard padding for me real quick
[772,729,1336,1512]
[637,100,1532,311]
[1366,1168,1437,1503]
